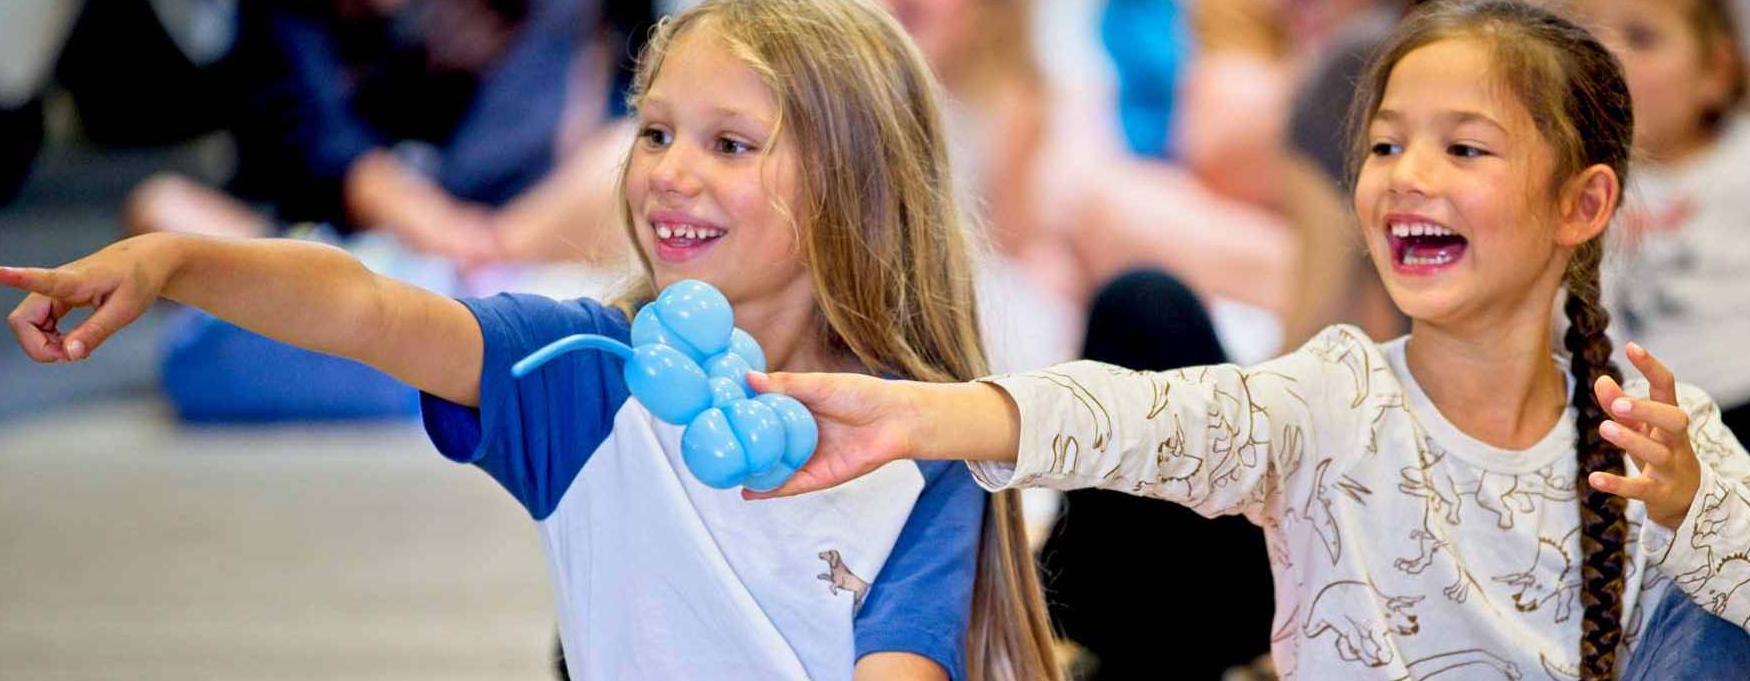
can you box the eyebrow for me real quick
[637,96,774,128]
[1374,108,1509,133]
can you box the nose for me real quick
[648,142,703,199]
[1388,141,1436,198]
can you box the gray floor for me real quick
[0,147,556,679]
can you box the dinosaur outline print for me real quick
[1303,580,1424,667]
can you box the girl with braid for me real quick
[744,2,1750,678]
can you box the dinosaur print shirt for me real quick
[420,294,984,680]
[971,325,1750,680]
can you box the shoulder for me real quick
[462,293,631,343]
[1267,324,1398,386]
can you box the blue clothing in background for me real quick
[229,0,589,226]
[1101,0,1189,159]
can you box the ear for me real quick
[1555,163,1618,247]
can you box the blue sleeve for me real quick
[419,293,632,520]
[853,461,986,680]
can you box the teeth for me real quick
[1390,221,1456,238]
[655,222,727,241]
[1402,251,1457,266]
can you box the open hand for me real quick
[1590,342,1702,529]
[1,238,170,362]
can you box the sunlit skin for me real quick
[1577,0,1738,164]
[625,25,852,376]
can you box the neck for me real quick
[1405,304,1570,450]
[728,280,859,375]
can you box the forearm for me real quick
[157,233,482,404]
[959,354,1325,519]
[159,233,390,359]
[906,381,1022,464]
[1652,462,1750,635]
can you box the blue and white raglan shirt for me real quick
[420,294,984,680]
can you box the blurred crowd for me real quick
[3,0,1748,679]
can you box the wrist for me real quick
[147,232,205,302]
[906,381,1020,463]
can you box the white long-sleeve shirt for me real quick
[971,326,1750,680]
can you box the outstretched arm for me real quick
[3,233,483,406]
[746,326,1350,516]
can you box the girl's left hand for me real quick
[1590,342,1702,529]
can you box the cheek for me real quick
[624,156,650,205]
[1352,168,1382,215]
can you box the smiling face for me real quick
[624,24,810,306]
[1354,38,1573,326]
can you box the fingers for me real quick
[1599,419,1674,468]
[1593,375,1627,419]
[749,371,825,403]
[63,292,147,361]
[1626,342,1678,405]
[741,463,836,500]
[6,293,70,362]
[0,266,82,299]
[747,370,780,394]
[1589,471,1656,501]
[1606,394,1690,437]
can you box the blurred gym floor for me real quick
[0,143,556,681]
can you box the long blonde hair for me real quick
[614,1,1059,679]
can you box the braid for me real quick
[1356,3,1638,675]
[1563,239,1628,680]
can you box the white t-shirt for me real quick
[974,326,1750,679]
[422,294,987,680]
[1606,115,1750,409]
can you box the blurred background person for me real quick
[1575,0,1750,438]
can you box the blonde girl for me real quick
[1,1,1057,679]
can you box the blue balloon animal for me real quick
[510,280,818,491]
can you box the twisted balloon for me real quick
[512,280,818,491]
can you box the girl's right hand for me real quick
[1,236,175,362]
[742,371,925,499]
[743,372,1021,499]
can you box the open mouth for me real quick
[1387,219,1467,272]
[651,219,727,263]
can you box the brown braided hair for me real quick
[1349,2,1634,677]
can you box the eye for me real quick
[715,136,756,155]
[1370,141,1402,157]
[1448,143,1490,159]
[1625,22,1660,51]
[640,126,673,148]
